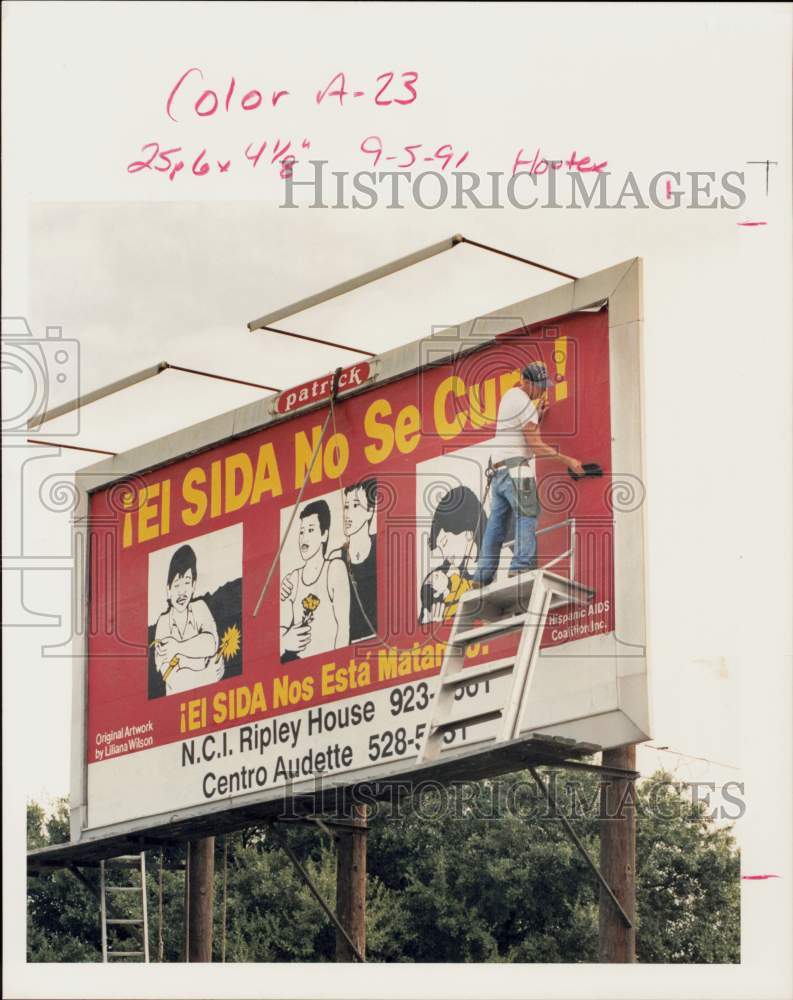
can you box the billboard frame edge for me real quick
[68,255,645,844]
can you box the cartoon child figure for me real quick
[419,486,486,624]
[153,544,222,696]
[280,499,350,661]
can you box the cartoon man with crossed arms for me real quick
[153,544,222,696]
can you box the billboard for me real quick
[70,258,648,841]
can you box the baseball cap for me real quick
[521,361,551,387]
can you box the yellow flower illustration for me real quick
[302,593,320,614]
[215,624,241,663]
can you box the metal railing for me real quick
[536,517,577,581]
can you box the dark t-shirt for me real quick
[346,537,377,642]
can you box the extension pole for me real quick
[187,837,215,962]
[335,805,368,962]
[598,745,637,962]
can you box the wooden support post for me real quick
[598,745,637,962]
[182,843,190,963]
[335,805,367,962]
[186,837,215,962]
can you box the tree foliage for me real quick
[635,775,740,963]
[27,801,102,961]
[27,768,739,963]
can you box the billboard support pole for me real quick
[528,766,634,930]
[598,745,637,962]
[334,805,368,962]
[247,232,576,334]
[27,360,280,435]
[186,837,215,962]
[247,236,464,332]
[269,823,365,962]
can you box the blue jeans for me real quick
[472,469,537,585]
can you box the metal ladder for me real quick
[417,569,594,764]
[100,853,150,962]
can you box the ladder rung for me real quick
[107,918,144,925]
[432,708,502,735]
[108,951,145,957]
[453,614,528,645]
[441,658,515,687]
[105,886,141,892]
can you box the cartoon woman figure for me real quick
[280,499,351,661]
[153,544,222,695]
[328,478,378,643]
[419,486,487,624]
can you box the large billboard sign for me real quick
[70,258,648,842]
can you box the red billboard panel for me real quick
[85,310,615,827]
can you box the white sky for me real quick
[3,4,791,999]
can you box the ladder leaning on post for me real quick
[417,567,594,764]
[100,853,150,962]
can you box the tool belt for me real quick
[491,456,527,471]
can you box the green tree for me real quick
[26,768,739,963]
[364,772,602,962]
[636,773,740,963]
[27,799,102,961]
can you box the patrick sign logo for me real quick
[276,362,372,415]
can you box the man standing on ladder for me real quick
[471,361,584,587]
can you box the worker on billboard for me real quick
[419,485,486,623]
[471,361,584,586]
[280,499,351,661]
[153,544,223,696]
[329,478,378,643]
